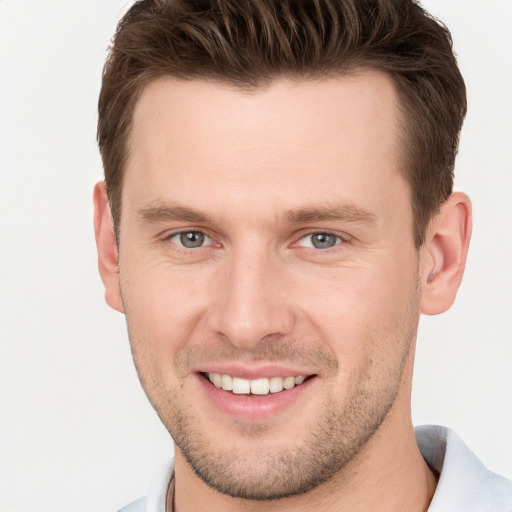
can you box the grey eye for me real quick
[299,232,341,249]
[311,233,338,249]
[172,231,207,248]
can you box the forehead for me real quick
[124,72,408,227]
[129,71,402,156]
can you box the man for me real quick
[93,0,512,510]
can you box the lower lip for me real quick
[197,374,316,421]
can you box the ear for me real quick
[93,181,124,313]
[420,192,472,315]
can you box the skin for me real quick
[94,71,472,511]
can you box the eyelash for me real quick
[163,230,216,250]
[294,231,347,251]
[162,229,349,252]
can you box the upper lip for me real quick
[197,363,316,380]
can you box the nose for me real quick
[207,249,295,350]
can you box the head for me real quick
[98,0,466,249]
[95,0,471,504]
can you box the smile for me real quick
[205,372,307,395]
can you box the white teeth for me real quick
[269,376,284,393]
[232,377,251,394]
[207,373,308,395]
[212,373,222,388]
[221,374,233,391]
[250,378,270,395]
[283,376,295,389]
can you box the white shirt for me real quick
[118,425,512,512]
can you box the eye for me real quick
[298,232,343,250]
[169,231,212,249]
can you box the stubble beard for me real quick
[142,332,415,501]
[168,380,402,501]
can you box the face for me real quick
[116,73,422,499]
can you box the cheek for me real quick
[295,255,419,360]
[122,254,210,319]
[119,261,211,375]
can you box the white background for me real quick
[0,1,511,511]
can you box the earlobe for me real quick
[93,181,124,313]
[420,192,472,315]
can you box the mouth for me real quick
[201,372,312,396]
[197,368,318,421]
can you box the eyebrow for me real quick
[137,202,378,226]
[138,204,211,224]
[283,204,378,225]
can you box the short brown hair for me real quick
[98,0,466,247]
